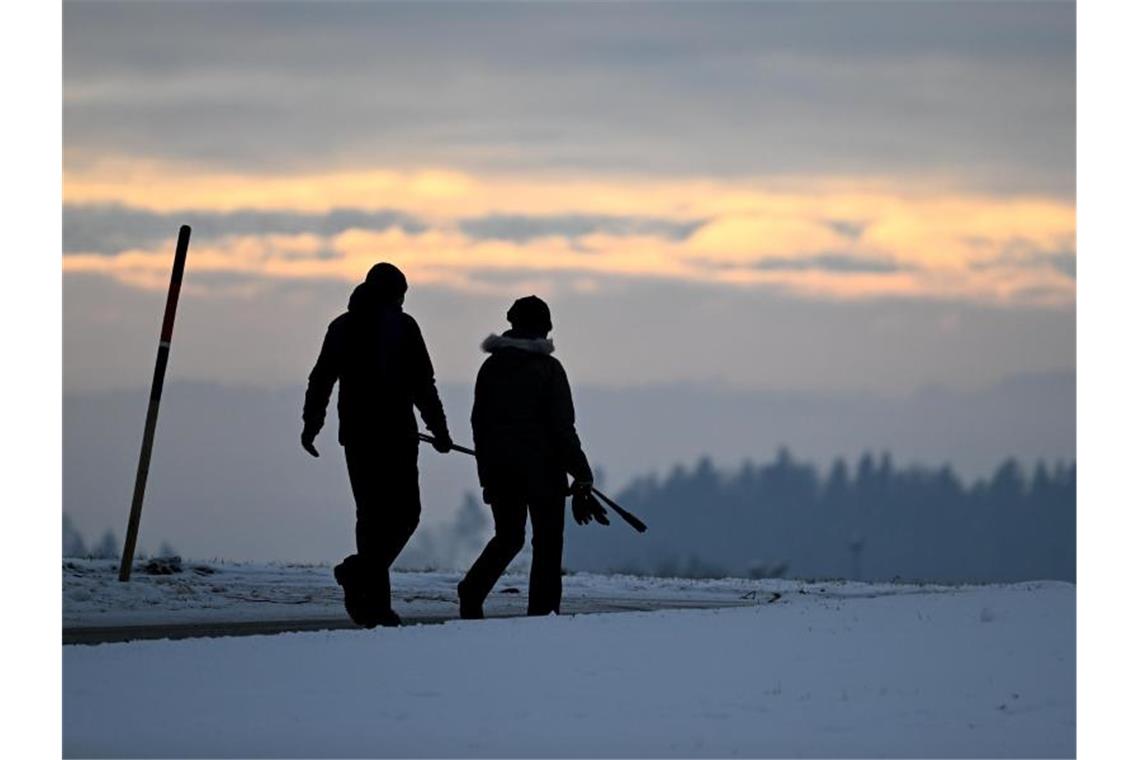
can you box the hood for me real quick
[481,332,555,355]
[348,281,401,314]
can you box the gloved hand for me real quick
[572,490,609,526]
[570,478,593,498]
[431,430,453,454]
[301,426,320,458]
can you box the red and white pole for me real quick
[118,225,192,582]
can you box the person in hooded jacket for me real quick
[458,295,594,618]
[302,262,452,627]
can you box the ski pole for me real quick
[417,433,647,533]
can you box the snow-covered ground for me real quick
[63,563,1074,758]
[63,558,771,629]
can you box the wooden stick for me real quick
[417,432,647,533]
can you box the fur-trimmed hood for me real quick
[481,332,555,355]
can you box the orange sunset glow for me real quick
[64,163,1074,305]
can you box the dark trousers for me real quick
[344,441,421,610]
[462,494,566,615]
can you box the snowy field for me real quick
[63,565,1074,758]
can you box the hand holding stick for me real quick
[417,433,647,533]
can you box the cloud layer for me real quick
[64,1,1074,194]
[64,165,1074,305]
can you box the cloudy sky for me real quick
[62,1,1074,395]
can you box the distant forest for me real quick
[565,451,1076,584]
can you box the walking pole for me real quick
[417,433,647,533]
[118,225,192,582]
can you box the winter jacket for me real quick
[303,284,449,446]
[471,331,592,499]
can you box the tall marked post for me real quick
[119,225,192,582]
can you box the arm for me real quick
[406,317,451,445]
[471,362,491,488]
[301,323,340,455]
[549,361,593,486]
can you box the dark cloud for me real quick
[63,1,1074,194]
[459,214,705,244]
[753,253,905,274]
[63,204,425,254]
[1046,252,1076,280]
[64,204,707,255]
[63,2,1075,76]
[967,238,1076,280]
[826,220,868,242]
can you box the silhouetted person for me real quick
[302,263,452,627]
[458,296,593,618]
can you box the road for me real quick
[63,593,778,645]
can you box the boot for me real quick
[334,555,380,629]
[375,608,402,628]
[457,579,484,620]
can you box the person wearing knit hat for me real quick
[505,294,553,337]
[302,262,453,628]
[458,295,595,619]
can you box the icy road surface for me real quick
[63,570,1073,758]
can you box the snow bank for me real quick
[63,580,1074,757]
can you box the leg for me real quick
[366,442,421,606]
[343,442,421,624]
[527,494,566,616]
[340,444,380,626]
[459,497,527,616]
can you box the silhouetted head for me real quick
[365,262,408,303]
[506,295,552,338]
[348,262,408,312]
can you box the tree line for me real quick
[564,450,1076,584]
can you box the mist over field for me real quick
[64,371,1073,578]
